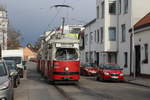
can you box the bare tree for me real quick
[7,26,22,49]
[33,37,41,52]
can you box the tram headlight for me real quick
[65,67,69,72]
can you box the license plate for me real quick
[111,76,118,79]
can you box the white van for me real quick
[2,49,24,78]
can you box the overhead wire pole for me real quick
[61,17,65,35]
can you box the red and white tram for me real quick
[45,38,80,83]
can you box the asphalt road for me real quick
[14,62,150,100]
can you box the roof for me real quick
[0,7,6,11]
[133,12,150,31]
[84,18,96,27]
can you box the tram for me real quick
[45,38,80,82]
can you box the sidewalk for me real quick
[125,76,150,88]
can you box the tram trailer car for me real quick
[45,38,80,82]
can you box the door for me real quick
[96,52,99,66]
[135,45,141,76]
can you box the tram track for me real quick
[53,82,112,100]
[54,81,116,100]
[54,84,75,100]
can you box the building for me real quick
[131,12,150,76]
[81,0,150,75]
[23,47,37,61]
[0,7,8,50]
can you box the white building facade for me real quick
[0,8,8,50]
[134,27,150,76]
[81,0,150,75]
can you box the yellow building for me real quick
[23,47,37,61]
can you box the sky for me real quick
[0,0,96,46]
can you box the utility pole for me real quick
[2,30,5,50]
[0,44,1,58]
[61,17,65,35]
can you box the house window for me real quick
[119,0,122,14]
[124,52,128,68]
[90,32,93,43]
[101,2,104,18]
[95,30,96,42]
[109,27,116,41]
[109,1,116,14]
[143,44,148,64]
[97,29,100,42]
[97,6,99,19]
[121,24,126,42]
[89,52,93,63]
[124,0,128,14]
[85,34,88,45]
[100,27,103,43]
[85,52,88,62]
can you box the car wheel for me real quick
[18,77,20,84]
[99,76,104,82]
[96,76,99,81]
[14,80,18,88]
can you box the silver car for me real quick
[0,60,14,100]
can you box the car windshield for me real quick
[5,61,17,70]
[101,64,122,70]
[0,62,7,76]
[3,57,21,64]
[55,48,78,61]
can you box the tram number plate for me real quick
[63,77,70,80]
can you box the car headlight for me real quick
[104,72,109,75]
[120,73,124,76]
[0,81,10,90]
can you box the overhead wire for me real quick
[46,8,62,31]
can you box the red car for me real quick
[96,63,124,81]
[80,64,98,76]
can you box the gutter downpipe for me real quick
[131,0,136,79]
[117,0,120,63]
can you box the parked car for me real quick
[0,60,14,100]
[96,63,124,81]
[5,60,20,88]
[80,63,98,76]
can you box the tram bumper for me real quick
[53,72,80,81]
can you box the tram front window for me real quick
[55,48,78,60]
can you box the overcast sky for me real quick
[0,0,96,45]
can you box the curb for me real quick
[125,80,150,88]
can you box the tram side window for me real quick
[55,48,78,60]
